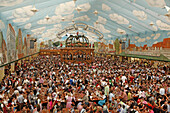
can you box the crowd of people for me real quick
[0,55,169,113]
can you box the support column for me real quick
[22,58,25,62]
[18,60,21,67]
[29,56,32,62]
[0,66,5,81]
[151,60,154,65]
[112,56,115,60]
[128,57,131,63]
[11,62,15,72]
[24,58,27,63]
[154,61,158,68]
[119,56,123,62]
[139,59,142,63]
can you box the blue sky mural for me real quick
[0,0,169,46]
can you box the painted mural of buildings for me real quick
[128,38,170,51]
[18,29,23,53]
[23,37,27,56]
[27,34,31,55]
[17,29,24,59]
[0,31,7,64]
[96,42,115,54]
[114,38,120,54]
[152,38,170,49]
[108,43,115,53]
[0,30,3,65]
[7,24,16,62]
[34,41,37,53]
[97,42,108,53]
[2,39,7,64]
[48,40,52,48]
[127,38,170,59]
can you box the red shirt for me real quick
[130,76,134,82]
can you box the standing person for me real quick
[82,92,89,106]
[104,83,109,97]
[109,90,115,103]
[121,75,127,84]
[17,92,24,111]
[66,93,72,109]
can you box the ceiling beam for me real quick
[89,18,122,37]
[124,0,170,25]
[0,0,68,12]
[8,6,62,27]
[105,0,154,31]
[97,11,139,34]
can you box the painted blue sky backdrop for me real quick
[0,0,170,46]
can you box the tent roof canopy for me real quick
[0,0,169,45]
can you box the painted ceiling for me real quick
[0,0,170,46]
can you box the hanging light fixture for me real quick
[73,0,77,3]
[31,5,38,13]
[62,17,65,21]
[165,10,170,17]
[31,0,38,13]
[149,22,154,26]
[93,10,98,16]
[76,7,82,13]
[45,15,50,21]
[72,20,75,24]
[95,21,99,24]
[164,6,170,11]
[120,31,124,34]
[128,25,132,28]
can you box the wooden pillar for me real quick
[29,56,31,62]
[18,60,21,67]
[112,56,115,60]
[0,66,5,81]
[128,57,131,63]
[154,61,158,68]
[24,58,27,63]
[119,56,123,62]
[119,43,122,54]
[139,59,142,63]
[151,60,154,65]
[11,62,15,72]
[102,54,104,57]
[22,58,25,62]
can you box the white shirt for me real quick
[17,86,22,91]
[102,95,106,99]
[23,79,29,84]
[159,88,165,95]
[121,76,127,83]
[109,93,115,101]
[167,104,170,112]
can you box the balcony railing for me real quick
[126,49,170,58]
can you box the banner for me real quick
[56,23,104,39]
